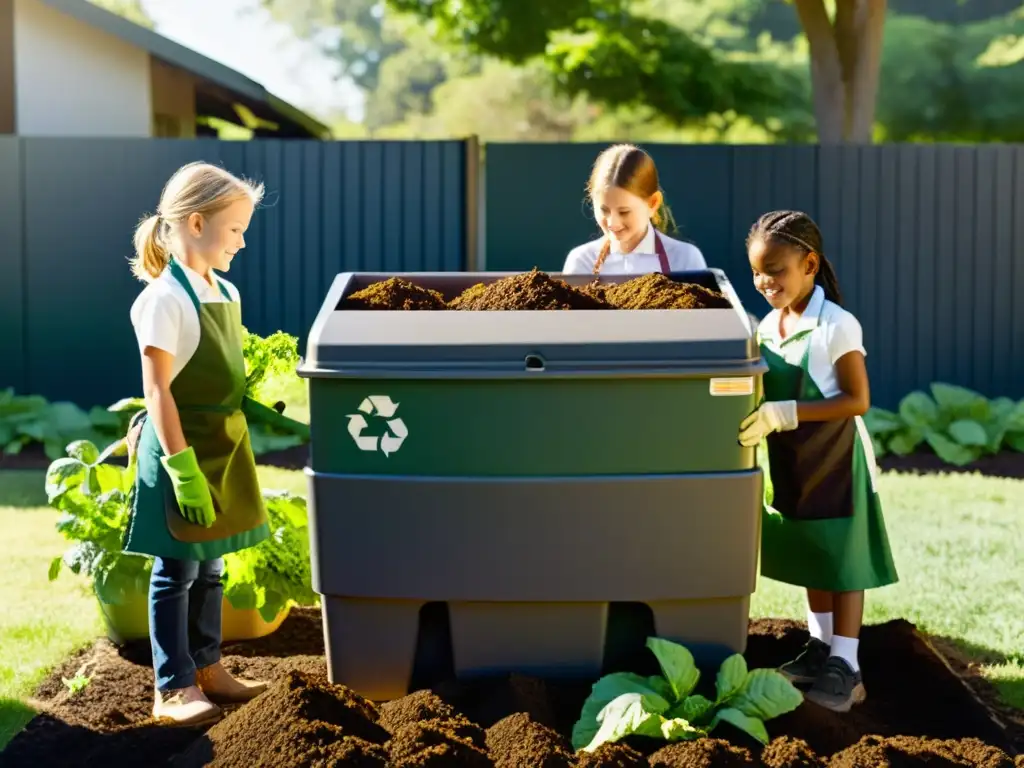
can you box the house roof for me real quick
[37,0,332,139]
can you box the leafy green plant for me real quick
[572,637,803,753]
[243,327,302,402]
[62,674,92,697]
[0,388,126,460]
[865,383,1024,466]
[221,490,318,622]
[242,327,309,454]
[45,438,151,605]
[46,439,318,621]
[4,327,308,460]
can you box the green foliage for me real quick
[876,10,1024,142]
[86,0,154,28]
[0,388,133,461]
[3,328,307,460]
[241,327,310,453]
[242,327,302,400]
[866,383,1024,466]
[44,438,151,606]
[385,0,799,129]
[221,491,317,623]
[572,636,802,752]
[45,439,318,621]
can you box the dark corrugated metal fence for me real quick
[0,137,469,405]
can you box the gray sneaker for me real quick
[778,638,830,685]
[805,656,867,713]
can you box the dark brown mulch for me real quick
[599,274,732,311]
[450,269,610,311]
[1,610,1018,767]
[341,277,449,311]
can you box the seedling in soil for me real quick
[573,636,803,753]
[60,660,94,698]
[61,674,91,697]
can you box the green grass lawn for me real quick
[0,466,1020,752]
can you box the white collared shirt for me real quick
[129,258,240,382]
[756,285,865,400]
[561,225,707,275]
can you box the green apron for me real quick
[123,259,269,561]
[757,336,898,592]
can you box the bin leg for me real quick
[648,596,750,669]
[321,596,423,701]
[448,601,608,678]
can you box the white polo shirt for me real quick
[756,284,878,486]
[755,284,865,399]
[129,258,240,383]
[561,226,707,275]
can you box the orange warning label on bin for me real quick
[709,377,754,396]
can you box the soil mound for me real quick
[342,277,448,310]
[486,712,575,767]
[576,742,649,767]
[447,282,488,309]
[648,738,756,767]
[452,269,610,311]
[171,668,389,767]
[378,689,457,734]
[762,736,824,767]
[828,735,1016,767]
[3,610,1019,767]
[602,273,732,310]
[387,716,491,766]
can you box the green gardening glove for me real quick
[161,446,216,528]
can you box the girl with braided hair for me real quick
[562,144,707,275]
[738,210,898,713]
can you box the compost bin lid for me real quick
[298,270,764,378]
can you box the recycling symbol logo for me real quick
[345,395,408,457]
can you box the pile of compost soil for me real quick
[3,611,1019,767]
[333,269,733,313]
[599,274,732,310]
[447,282,489,310]
[451,269,610,311]
[342,277,449,310]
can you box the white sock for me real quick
[830,635,860,672]
[807,611,833,644]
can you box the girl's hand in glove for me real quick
[161,446,216,527]
[738,401,798,446]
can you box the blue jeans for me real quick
[149,557,223,692]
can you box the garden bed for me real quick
[2,609,1019,767]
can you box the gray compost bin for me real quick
[298,268,766,701]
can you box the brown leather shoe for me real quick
[196,662,268,704]
[153,685,222,727]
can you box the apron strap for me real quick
[654,233,671,274]
[168,258,233,314]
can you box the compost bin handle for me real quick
[524,354,546,372]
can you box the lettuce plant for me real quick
[46,439,317,623]
[572,637,802,753]
[866,382,1024,466]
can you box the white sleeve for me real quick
[685,244,707,270]
[828,311,866,363]
[562,247,592,274]
[132,290,182,356]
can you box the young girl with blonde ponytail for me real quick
[125,161,270,726]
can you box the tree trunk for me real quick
[793,0,888,144]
